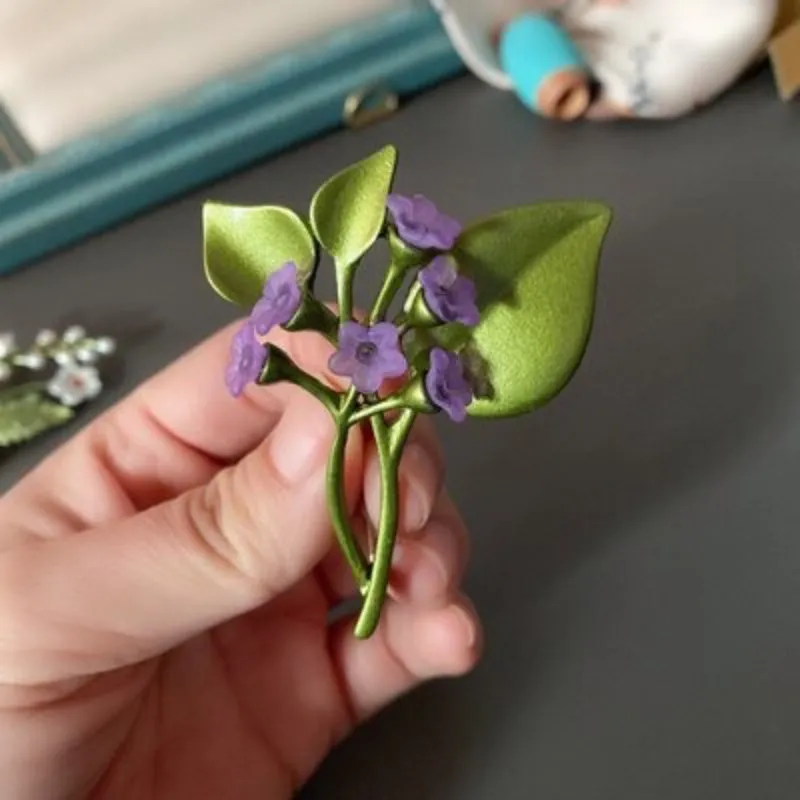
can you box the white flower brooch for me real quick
[0,326,115,447]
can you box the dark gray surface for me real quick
[2,68,799,799]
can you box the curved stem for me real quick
[326,426,369,591]
[348,394,405,425]
[326,387,370,591]
[389,407,417,450]
[260,348,340,416]
[369,260,407,323]
[354,408,416,638]
[292,297,340,344]
[287,370,340,417]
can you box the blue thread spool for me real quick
[499,13,591,120]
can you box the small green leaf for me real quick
[438,202,612,418]
[0,391,74,447]
[204,204,316,307]
[310,145,398,267]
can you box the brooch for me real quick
[203,146,611,638]
[0,327,115,447]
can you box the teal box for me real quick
[0,5,462,275]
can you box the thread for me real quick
[499,13,590,120]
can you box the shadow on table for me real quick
[300,187,796,799]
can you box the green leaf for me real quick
[309,145,398,267]
[204,204,317,307]
[438,202,612,418]
[0,391,74,447]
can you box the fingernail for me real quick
[268,401,331,485]
[402,444,438,533]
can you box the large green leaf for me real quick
[0,391,73,447]
[437,202,612,418]
[309,145,397,267]
[204,204,316,307]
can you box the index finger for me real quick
[0,321,340,534]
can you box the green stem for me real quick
[265,349,367,588]
[326,387,370,591]
[328,250,417,619]
[287,370,340,417]
[354,408,416,638]
[289,297,340,344]
[336,261,356,322]
[369,259,407,323]
[348,394,406,425]
[261,349,340,417]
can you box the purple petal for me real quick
[338,321,369,355]
[418,260,479,326]
[376,349,409,379]
[429,346,450,373]
[387,193,462,252]
[435,256,458,288]
[418,229,444,250]
[409,194,439,226]
[261,262,302,327]
[250,299,278,337]
[225,323,266,397]
[263,261,297,296]
[424,347,473,422]
[328,349,357,378]
[420,256,453,291]
[368,322,401,350]
[457,305,480,327]
[439,215,463,246]
[387,194,414,222]
[352,364,383,394]
[447,401,468,424]
[451,279,480,326]
[425,219,460,251]
[418,266,437,295]
[454,273,477,300]
[225,370,245,398]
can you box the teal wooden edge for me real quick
[0,6,463,275]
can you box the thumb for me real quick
[0,392,363,685]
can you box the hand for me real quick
[0,323,481,799]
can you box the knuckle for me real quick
[179,462,293,599]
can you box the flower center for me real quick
[435,285,455,302]
[355,342,378,363]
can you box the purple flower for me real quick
[424,347,473,423]
[387,193,462,251]
[250,262,302,337]
[419,256,479,326]
[329,322,408,394]
[225,322,267,397]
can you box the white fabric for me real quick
[433,0,779,118]
[0,0,402,152]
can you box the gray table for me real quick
[2,68,799,799]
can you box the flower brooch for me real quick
[0,327,116,447]
[204,146,612,638]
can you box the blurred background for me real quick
[0,4,799,798]
[0,0,406,153]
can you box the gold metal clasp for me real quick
[343,84,399,129]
